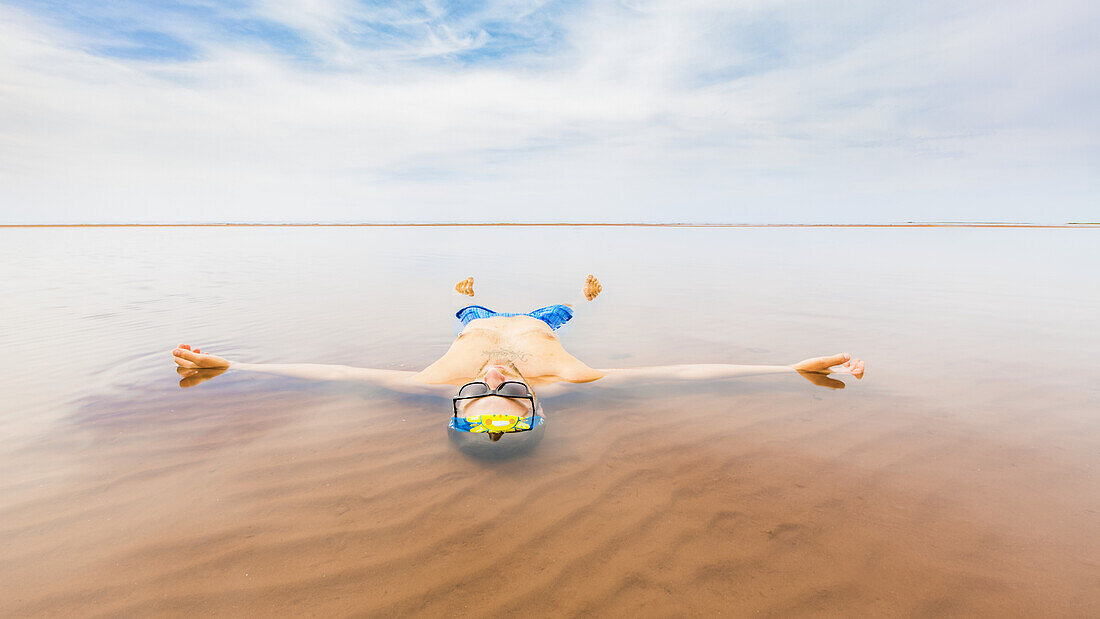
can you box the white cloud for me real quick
[0,0,1097,223]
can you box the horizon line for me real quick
[1,222,1098,229]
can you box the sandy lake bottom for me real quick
[0,226,1097,616]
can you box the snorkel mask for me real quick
[450,376,544,439]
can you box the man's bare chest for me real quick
[413,316,603,385]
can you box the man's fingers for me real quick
[173,346,230,370]
[829,359,865,378]
[793,353,857,374]
[174,348,201,362]
[173,348,219,368]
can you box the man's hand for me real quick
[172,344,230,369]
[583,274,602,301]
[791,353,865,389]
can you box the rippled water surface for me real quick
[1,226,1098,616]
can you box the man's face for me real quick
[456,362,534,419]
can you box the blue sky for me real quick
[1,0,1097,223]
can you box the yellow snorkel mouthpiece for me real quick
[464,413,532,433]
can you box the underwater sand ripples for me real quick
[2,226,1098,615]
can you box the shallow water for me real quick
[1,226,1098,616]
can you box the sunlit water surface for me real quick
[0,227,1097,616]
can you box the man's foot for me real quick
[455,277,474,297]
[583,274,602,301]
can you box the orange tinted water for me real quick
[0,227,1097,616]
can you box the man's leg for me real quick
[452,277,492,334]
[452,277,478,312]
[450,275,599,329]
[541,274,601,331]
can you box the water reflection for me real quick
[176,366,227,387]
[796,369,849,389]
[0,226,1097,616]
[446,422,548,461]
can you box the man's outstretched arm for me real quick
[171,345,447,394]
[598,354,865,389]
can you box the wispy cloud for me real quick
[1,0,1097,223]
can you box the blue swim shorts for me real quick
[456,304,574,331]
